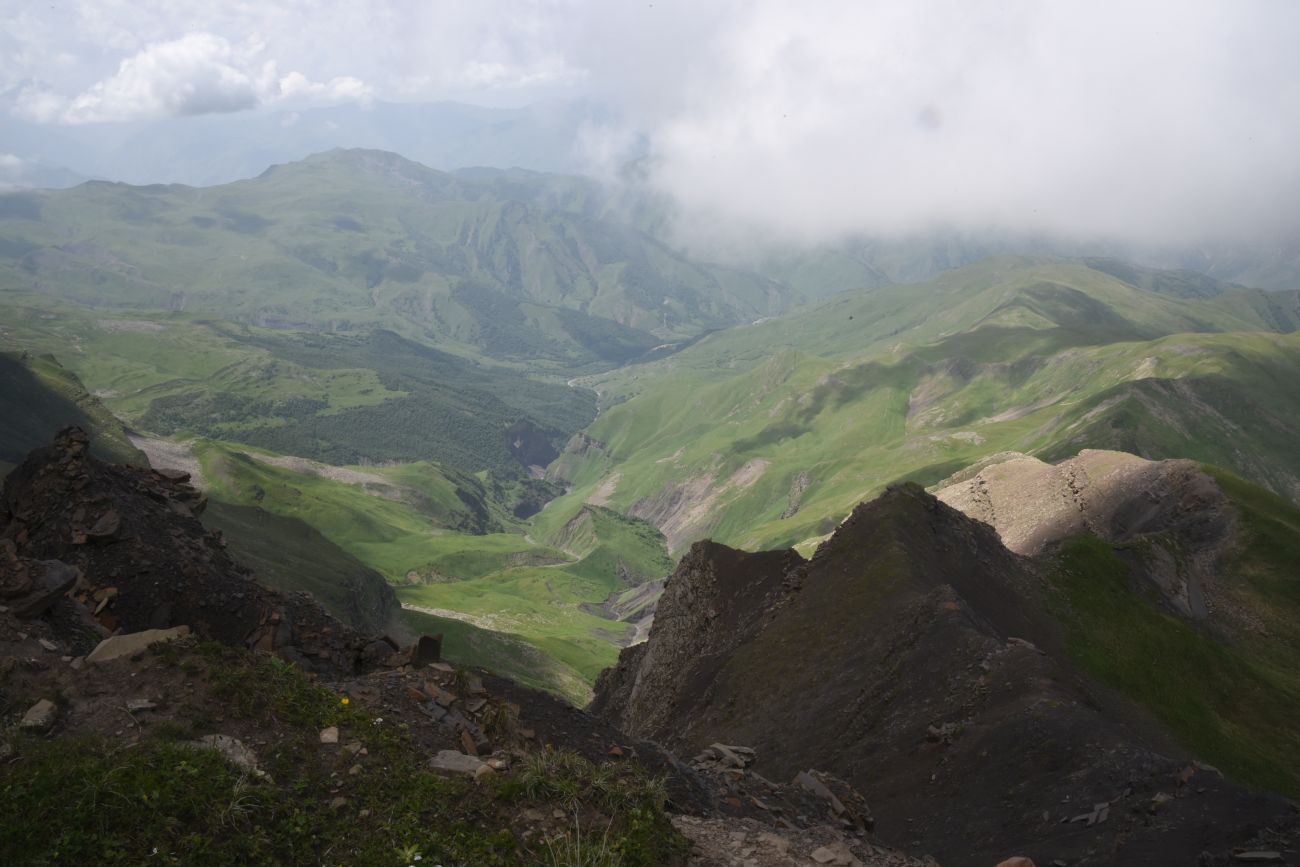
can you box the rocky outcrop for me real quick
[590,540,804,735]
[591,482,1299,865]
[0,427,386,674]
[934,449,1234,617]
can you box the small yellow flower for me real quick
[340,697,350,706]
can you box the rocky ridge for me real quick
[1,427,391,674]
[934,449,1235,618]
[592,481,1300,865]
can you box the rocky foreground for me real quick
[5,429,1298,865]
[1,429,933,866]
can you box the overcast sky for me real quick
[3,1,1299,245]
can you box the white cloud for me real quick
[275,71,372,104]
[566,0,1300,246]
[15,31,372,124]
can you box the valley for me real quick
[4,152,1300,863]
[5,168,1300,705]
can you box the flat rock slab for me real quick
[86,625,190,664]
[429,750,485,775]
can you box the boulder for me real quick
[19,698,57,732]
[85,625,190,664]
[407,634,443,668]
[809,841,860,865]
[12,560,79,619]
[86,510,122,542]
[794,770,847,816]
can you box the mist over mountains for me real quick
[4,4,1300,864]
[5,103,1299,292]
[0,99,620,187]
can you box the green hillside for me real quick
[587,255,1296,402]
[0,149,787,368]
[0,351,144,473]
[189,437,670,702]
[0,304,593,473]
[1048,470,1300,794]
[546,258,1300,554]
[393,504,672,701]
[202,500,400,635]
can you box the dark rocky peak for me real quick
[592,481,1299,865]
[589,540,802,731]
[0,427,392,674]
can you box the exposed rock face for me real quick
[934,449,1234,617]
[0,427,379,674]
[590,541,805,734]
[591,482,1298,865]
[628,458,771,554]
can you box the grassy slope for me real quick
[547,504,674,583]
[395,508,671,693]
[0,304,595,473]
[397,608,594,705]
[0,149,783,367]
[201,500,398,635]
[0,351,144,467]
[0,644,683,866]
[1047,471,1300,795]
[585,256,1286,402]
[194,440,541,582]
[543,259,1300,554]
[193,438,668,701]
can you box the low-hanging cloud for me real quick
[564,0,1300,247]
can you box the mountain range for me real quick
[0,100,619,187]
[3,148,1300,863]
